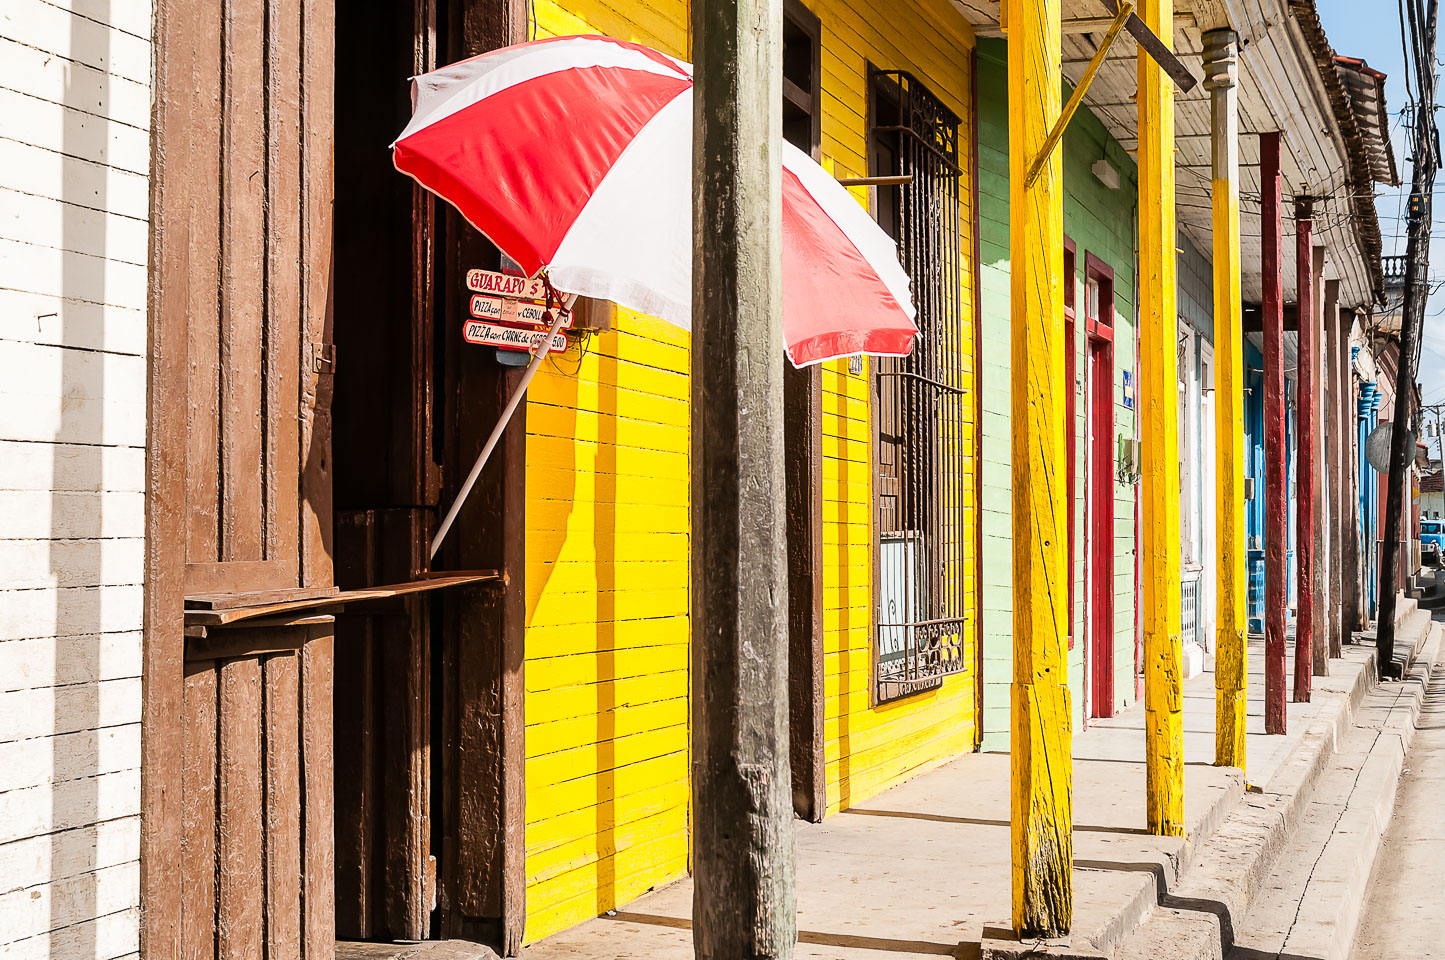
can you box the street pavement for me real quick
[520,640,1366,960]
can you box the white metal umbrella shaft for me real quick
[429,307,570,560]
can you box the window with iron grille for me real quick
[868,68,968,704]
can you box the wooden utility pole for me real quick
[1311,246,1330,677]
[690,0,796,954]
[1294,197,1316,702]
[1326,279,1344,659]
[1138,0,1183,835]
[1378,0,1440,676]
[1007,0,1072,936]
[1204,28,1246,771]
[1261,131,1287,734]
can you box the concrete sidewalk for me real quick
[521,639,1376,960]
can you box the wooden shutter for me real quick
[180,0,333,595]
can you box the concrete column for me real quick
[1006,0,1073,936]
[1262,132,1287,734]
[1203,27,1246,771]
[689,0,795,954]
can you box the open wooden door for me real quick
[328,0,529,951]
[144,0,338,958]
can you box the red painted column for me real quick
[1294,198,1315,702]
[1263,132,1287,734]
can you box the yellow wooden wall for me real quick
[521,3,691,944]
[812,0,980,815]
[520,0,978,943]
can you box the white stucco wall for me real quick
[0,4,152,958]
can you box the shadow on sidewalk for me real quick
[608,912,975,958]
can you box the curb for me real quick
[979,645,1376,960]
[1114,623,1442,960]
[1268,622,1440,960]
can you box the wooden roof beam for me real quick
[974,11,1193,37]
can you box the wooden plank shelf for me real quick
[184,571,504,627]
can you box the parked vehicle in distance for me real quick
[1422,520,1444,565]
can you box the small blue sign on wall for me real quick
[1121,369,1135,410]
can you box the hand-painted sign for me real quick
[464,262,573,355]
[469,294,571,328]
[463,320,567,353]
[466,268,548,300]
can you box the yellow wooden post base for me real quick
[1011,681,1073,934]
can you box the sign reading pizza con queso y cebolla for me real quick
[462,267,571,352]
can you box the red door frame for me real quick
[1085,253,1116,717]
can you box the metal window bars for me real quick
[869,69,969,704]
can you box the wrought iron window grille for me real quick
[868,68,969,705]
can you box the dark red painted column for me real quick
[1263,132,1287,734]
[1294,198,1315,702]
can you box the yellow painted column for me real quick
[1137,0,1184,836]
[1007,0,1072,936]
[1204,30,1246,772]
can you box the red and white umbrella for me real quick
[393,34,918,367]
[394,35,919,557]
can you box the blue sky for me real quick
[1316,0,1445,407]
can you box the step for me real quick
[1113,624,1442,960]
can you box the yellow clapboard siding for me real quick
[526,456,692,503]
[525,616,689,659]
[528,434,688,482]
[527,670,689,726]
[528,587,688,627]
[528,530,688,565]
[529,838,687,914]
[526,802,688,887]
[526,726,688,792]
[526,778,689,854]
[527,697,689,759]
[531,352,690,405]
[524,560,690,607]
[525,501,689,535]
[527,750,689,827]
[528,403,688,453]
[523,3,694,947]
[526,849,689,944]
[525,644,689,694]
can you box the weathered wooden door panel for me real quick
[181,628,335,960]
[149,0,335,955]
[182,0,313,595]
[333,510,432,941]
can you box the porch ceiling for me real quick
[954,0,1379,313]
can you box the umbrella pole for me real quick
[429,307,570,561]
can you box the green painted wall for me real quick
[976,38,1141,749]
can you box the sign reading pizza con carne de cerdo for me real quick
[462,266,571,352]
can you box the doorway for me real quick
[330,0,528,950]
[1084,254,1116,718]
